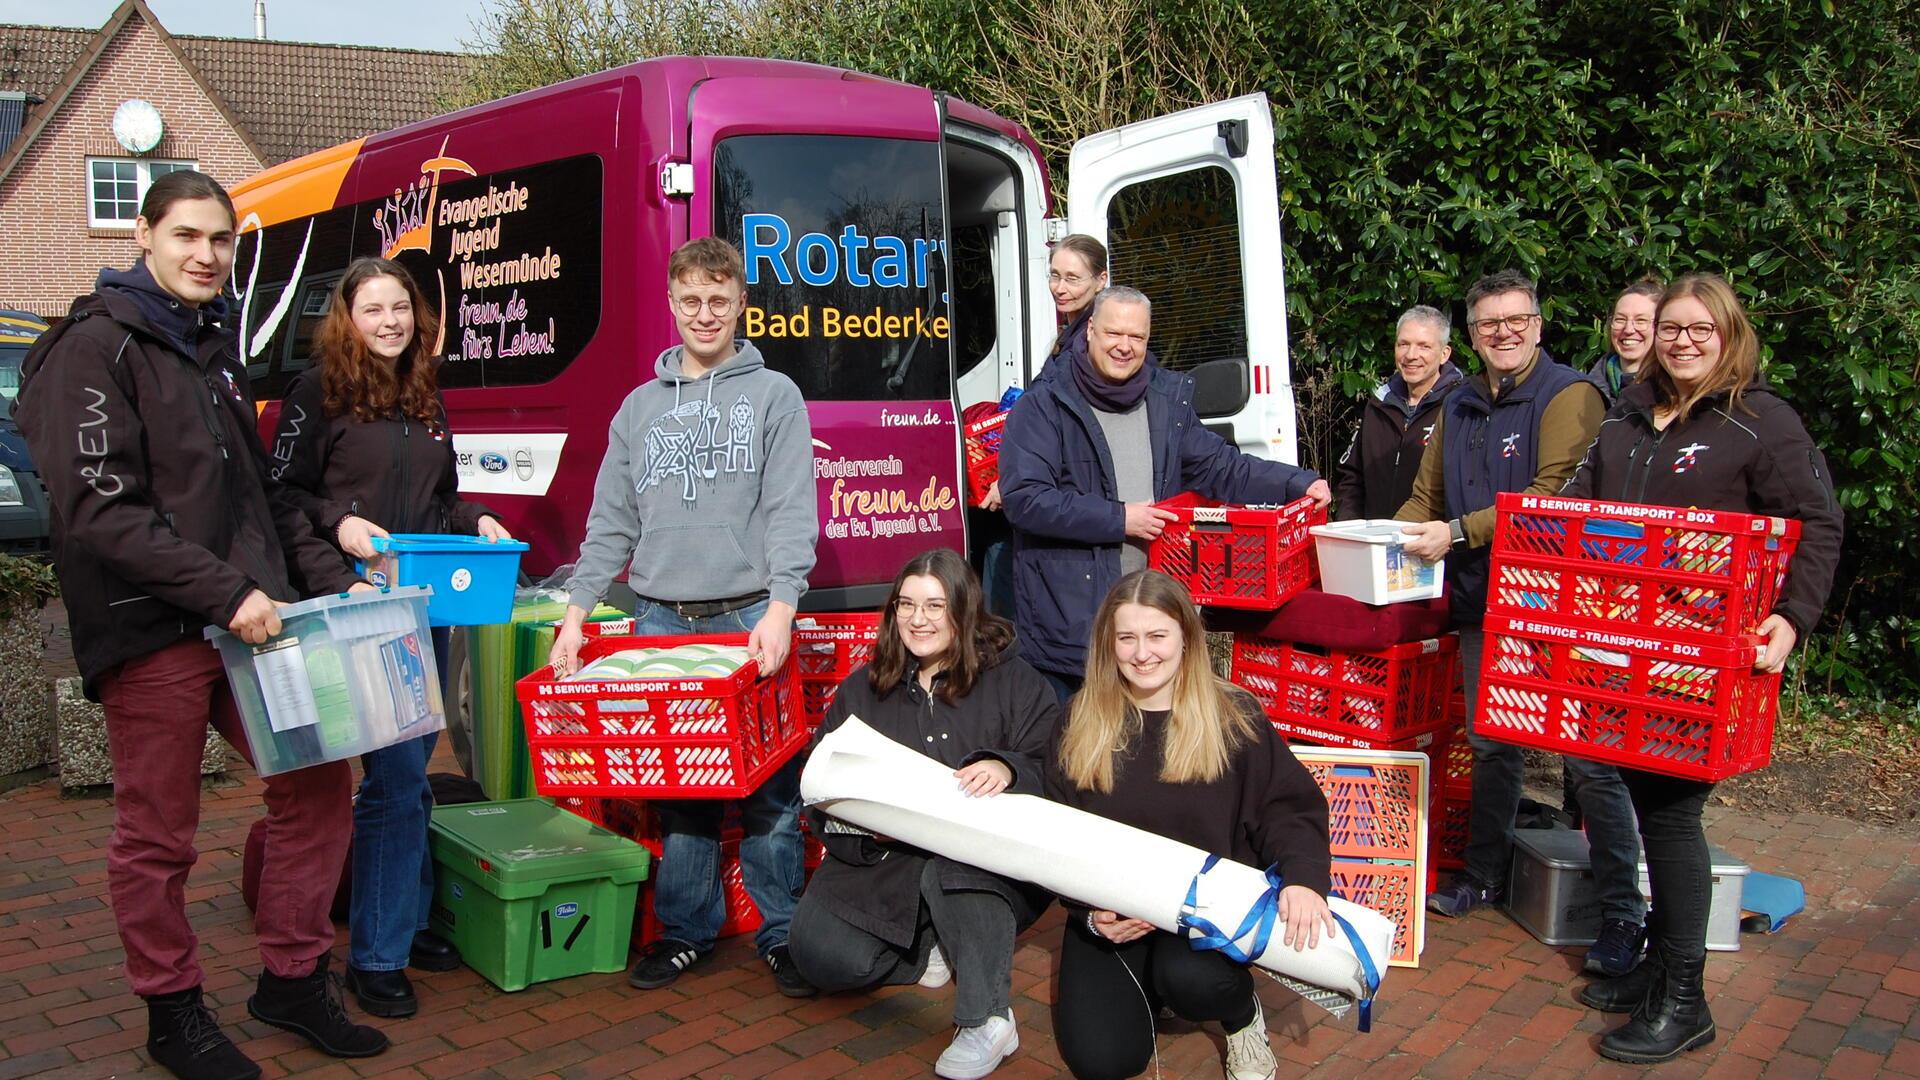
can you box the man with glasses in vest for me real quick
[1394,270,1650,980]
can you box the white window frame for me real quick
[86,157,198,229]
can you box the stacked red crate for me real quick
[1477,493,1799,781]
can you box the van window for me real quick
[714,135,951,402]
[1105,165,1247,373]
[236,154,605,399]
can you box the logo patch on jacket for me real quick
[1501,433,1521,459]
[1673,443,1708,473]
[1421,423,1437,446]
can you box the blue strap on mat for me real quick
[1177,854,1382,1031]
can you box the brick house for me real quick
[0,0,470,317]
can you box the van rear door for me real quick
[1066,94,1298,465]
[688,77,963,607]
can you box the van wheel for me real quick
[445,627,475,778]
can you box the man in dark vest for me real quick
[1332,304,1464,520]
[1394,270,1649,978]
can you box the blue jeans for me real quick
[1459,626,1646,924]
[629,597,806,956]
[349,626,450,971]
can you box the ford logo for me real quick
[479,453,509,473]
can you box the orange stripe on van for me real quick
[229,138,366,231]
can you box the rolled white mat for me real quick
[801,717,1391,1023]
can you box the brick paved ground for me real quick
[3,746,1917,1079]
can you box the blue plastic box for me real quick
[367,534,530,626]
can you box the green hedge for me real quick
[459,0,1920,701]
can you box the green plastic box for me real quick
[428,798,650,991]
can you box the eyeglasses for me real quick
[673,295,736,318]
[1655,321,1718,344]
[892,597,949,621]
[1469,313,1539,337]
[1609,315,1653,331]
[1048,270,1093,287]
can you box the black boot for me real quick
[1580,939,1664,1013]
[144,986,262,1080]
[247,954,391,1058]
[346,966,419,1018]
[409,931,462,973]
[1598,949,1715,1063]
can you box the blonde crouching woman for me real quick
[1045,570,1335,1080]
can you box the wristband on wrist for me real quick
[1086,911,1099,936]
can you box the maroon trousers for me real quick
[98,639,353,996]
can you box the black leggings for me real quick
[1055,922,1257,1080]
[1621,768,1716,961]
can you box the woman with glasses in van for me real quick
[271,256,513,1019]
[1561,274,1840,1063]
[1046,233,1110,370]
[791,548,1057,1080]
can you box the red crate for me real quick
[794,613,882,733]
[964,412,1007,507]
[1487,493,1800,646]
[516,634,804,799]
[1476,611,1779,781]
[1329,859,1421,968]
[635,834,829,948]
[1430,787,1469,872]
[1149,492,1323,610]
[1232,634,1456,746]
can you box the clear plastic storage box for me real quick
[1309,519,1445,605]
[204,586,445,776]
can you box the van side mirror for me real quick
[1190,359,1249,419]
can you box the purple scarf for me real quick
[1070,338,1152,412]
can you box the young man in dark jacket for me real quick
[14,172,384,1080]
[1394,270,1648,975]
[999,286,1329,698]
[1333,304,1464,521]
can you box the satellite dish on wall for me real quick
[111,99,165,154]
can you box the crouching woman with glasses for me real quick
[1561,274,1841,1063]
[790,548,1059,1080]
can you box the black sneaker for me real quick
[628,938,710,990]
[144,986,261,1080]
[1426,876,1504,918]
[766,943,817,998]
[1586,918,1648,977]
[246,954,389,1058]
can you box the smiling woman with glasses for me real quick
[790,547,1059,1080]
[1559,273,1842,1065]
[1589,277,1665,405]
[1045,234,1110,366]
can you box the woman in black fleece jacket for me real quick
[1046,570,1333,1080]
[269,257,510,1019]
[791,548,1058,1080]
[1561,274,1841,1065]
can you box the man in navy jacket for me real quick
[998,286,1329,699]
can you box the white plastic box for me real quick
[1309,519,1445,604]
[204,586,445,776]
[1506,828,1749,951]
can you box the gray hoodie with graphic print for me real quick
[565,340,817,612]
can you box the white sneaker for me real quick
[1223,997,1277,1080]
[934,1011,1017,1079]
[919,944,952,988]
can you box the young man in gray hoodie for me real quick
[551,237,819,997]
